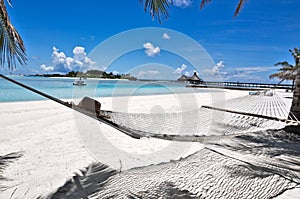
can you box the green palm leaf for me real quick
[140,0,170,23]
[0,0,27,69]
[200,0,247,17]
[269,48,300,81]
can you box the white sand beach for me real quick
[0,89,299,198]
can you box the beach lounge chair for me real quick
[249,91,260,95]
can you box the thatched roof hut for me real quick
[190,72,201,81]
[177,72,202,84]
[177,75,188,82]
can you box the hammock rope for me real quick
[1,74,299,143]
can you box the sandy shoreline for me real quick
[0,89,298,198]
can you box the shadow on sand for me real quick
[0,152,23,192]
[42,128,300,199]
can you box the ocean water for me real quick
[0,76,211,102]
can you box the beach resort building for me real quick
[177,72,202,84]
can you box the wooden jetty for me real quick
[187,81,294,90]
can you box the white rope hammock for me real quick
[94,92,299,142]
[1,74,298,142]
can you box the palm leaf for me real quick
[200,0,212,9]
[200,0,247,17]
[0,152,23,191]
[234,0,248,17]
[289,48,300,69]
[274,61,292,68]
[269,71,296,80]
[270,60,297,81]
[140,0,170,23]
[0,0,27,69]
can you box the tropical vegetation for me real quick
[288,48,300,121]
[268,48,300,120]
[0,0,27,69]
[66,70,137,80]
[269,49,299,88]
[140,0,247,22]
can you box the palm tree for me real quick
[139,0,171,23]
[270,48,300,121]
[200,0,247,17]
[0,0,27,69]
[289,48,300,121]
[269,61,297,88]
[140,0,246,22]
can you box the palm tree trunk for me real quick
[290,67,300,121]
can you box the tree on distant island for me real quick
[65,70,137,80]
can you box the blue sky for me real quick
[2,0,299,83]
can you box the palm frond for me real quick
[200,0,212,9]
[274,61,292,67]
[270,59,297,81]
[234,0,247,17]
[140,0,170,23]
[0,0,27,69]
[269,69,296,80]
[0,151,23,191]
[289,48,300,68]
[200,0,247,17]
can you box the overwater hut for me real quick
[177,72,202,84]
[177,75,189,83]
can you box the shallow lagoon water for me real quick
[0,76,214,102]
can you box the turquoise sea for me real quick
[0,76,211,102]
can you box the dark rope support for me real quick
[202,105,300,126]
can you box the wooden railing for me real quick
[187,81,294,90]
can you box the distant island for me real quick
[27,70,137,81]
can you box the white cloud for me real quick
[212,60,225,76]
[174,64,187,75]
[205,61,227,76]
[162,33,171,40]
[170,0,192,8]
[40,64,54,72]
[204,63,276,82]
[173,64,198,78]
[90,35,95,41]
[112,70,119,75]
[227,66,275,82]
[235,67,274,73]
[41,46,98,73]
[143,42,160,57]
[136,70,160,79]
[31,56,39,60]
[183,70,192,77]
[203,61,228,81]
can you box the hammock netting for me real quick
[97,93,298,141]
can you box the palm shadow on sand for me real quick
[210,128,300,183]
[42,128,300,199]
[0,152,23,192]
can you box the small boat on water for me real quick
[73,77,87,86]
